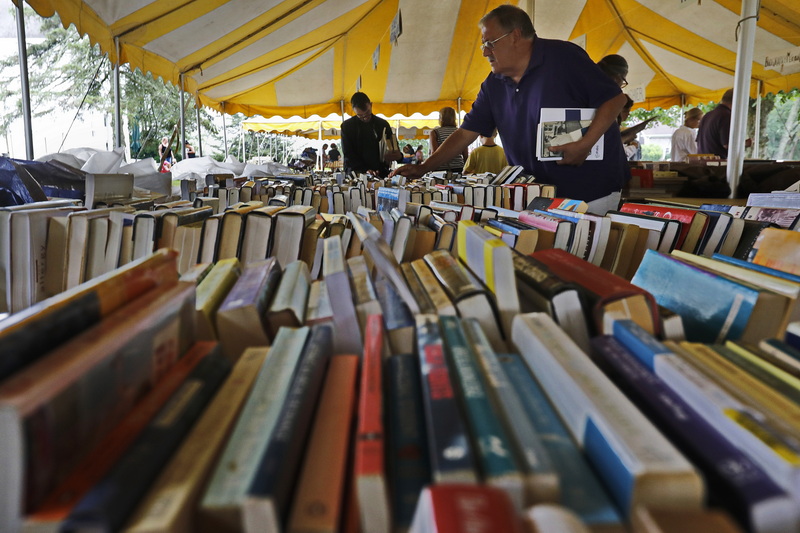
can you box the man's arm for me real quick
[391,128,480,179]
[556,92,628,166]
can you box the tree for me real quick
[0,7,222,161]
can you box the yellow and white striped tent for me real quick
[24,0,800,118]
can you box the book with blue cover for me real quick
[414,314,478,484]
[591,333,800,533]
[632,249,786,344]
[498,352,623,531]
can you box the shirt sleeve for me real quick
[461,77,496,137]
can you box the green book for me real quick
[439,315,524,510]
[461,318,559,507]
[199,326,310,531]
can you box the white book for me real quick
[511,313,704,515]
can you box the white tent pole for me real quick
[753,79,762,158]
[179,73,186,159]
[341,99,346,123]
[15,2,34,159]
[726,0,759,198]
[196,105,202,157]
[222,106,228,159]
[457,97,462,126]
[113,37,122,149]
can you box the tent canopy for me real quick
[23,0,800,119]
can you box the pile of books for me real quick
[1,168,800,532]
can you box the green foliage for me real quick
[641,144,663,161]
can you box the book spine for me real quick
[242,324,333,532]
[591,336,797,533]
[286,354,359,533]
[498,353,623,531]
[511,313,704,515]
[439,315,523,509]
[62,350,231,532]
[124,346,268,533]
[355,315,390,533]
[462,319,559,506]
[199,326,310,526]
[387,353,431,533]
[414,315,478,483]
[0,250,178,381]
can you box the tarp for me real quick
[22,0,800,118]
[241,114,440,140]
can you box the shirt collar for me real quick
[491,36,541,86]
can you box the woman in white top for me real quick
[671,107,704,162]
[430,106,469,173]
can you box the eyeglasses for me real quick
[480,32,511,51]
[619,77,629,88]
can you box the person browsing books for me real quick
[597,54,656,149]
[341,92,403,177]
[696,89,750,158]
[390,5,628,214]
[430,106,470,173]
[328,143,341,163]
[671,107,704,162]
[463,130,508,174]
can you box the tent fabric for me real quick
[23,0,800,119]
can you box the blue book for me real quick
[242,324,333,532]
[62,347,231,532]
[439,315,524,508]
[632,249,783,344]
[712,253,800,283]
[498,353,624,530]
[386,353,431,533]
[414,314,478,483]
[591,335,800,533]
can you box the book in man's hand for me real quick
[536,108,604,161]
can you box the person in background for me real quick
[158,136,173,164]
[391,5,628,214]
[321,143,329,168]
[184,140,196,158]
[328,142,341,162]
[463,130,507,174]
[402,144,415,164]
[697,88,744,158]
[341,91,403,177]
[414,145,424,164]
[619,96,639,161]
[430,106,469,173]
[671,107,704,162]
[597,54,629,89]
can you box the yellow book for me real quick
[195,258,241,341]
[677,342,800,434]
[123,347,268,533]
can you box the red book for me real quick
[355,314,390,533]
[532,248,661,337]
[620,202,709,252]
[410,484,525,533]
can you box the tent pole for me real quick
[179,73,186,159]
[113,38,122,150]
[341,99,346,124]
[457,97,462,126]
[753,79,762,158]
[15,2,34,159]
[196,105,202,157]
[726,0,759,198]
[222,105,228,159]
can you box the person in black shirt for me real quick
[341,92,402,177]
[328,143,341,162]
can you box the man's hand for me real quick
[553,140,592,166]
[390,164,426,180]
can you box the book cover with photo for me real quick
[537,108,603,161]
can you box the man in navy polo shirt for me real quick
[391,4,629,214]
[696,89,733,158]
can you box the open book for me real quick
[537,108,604,161]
